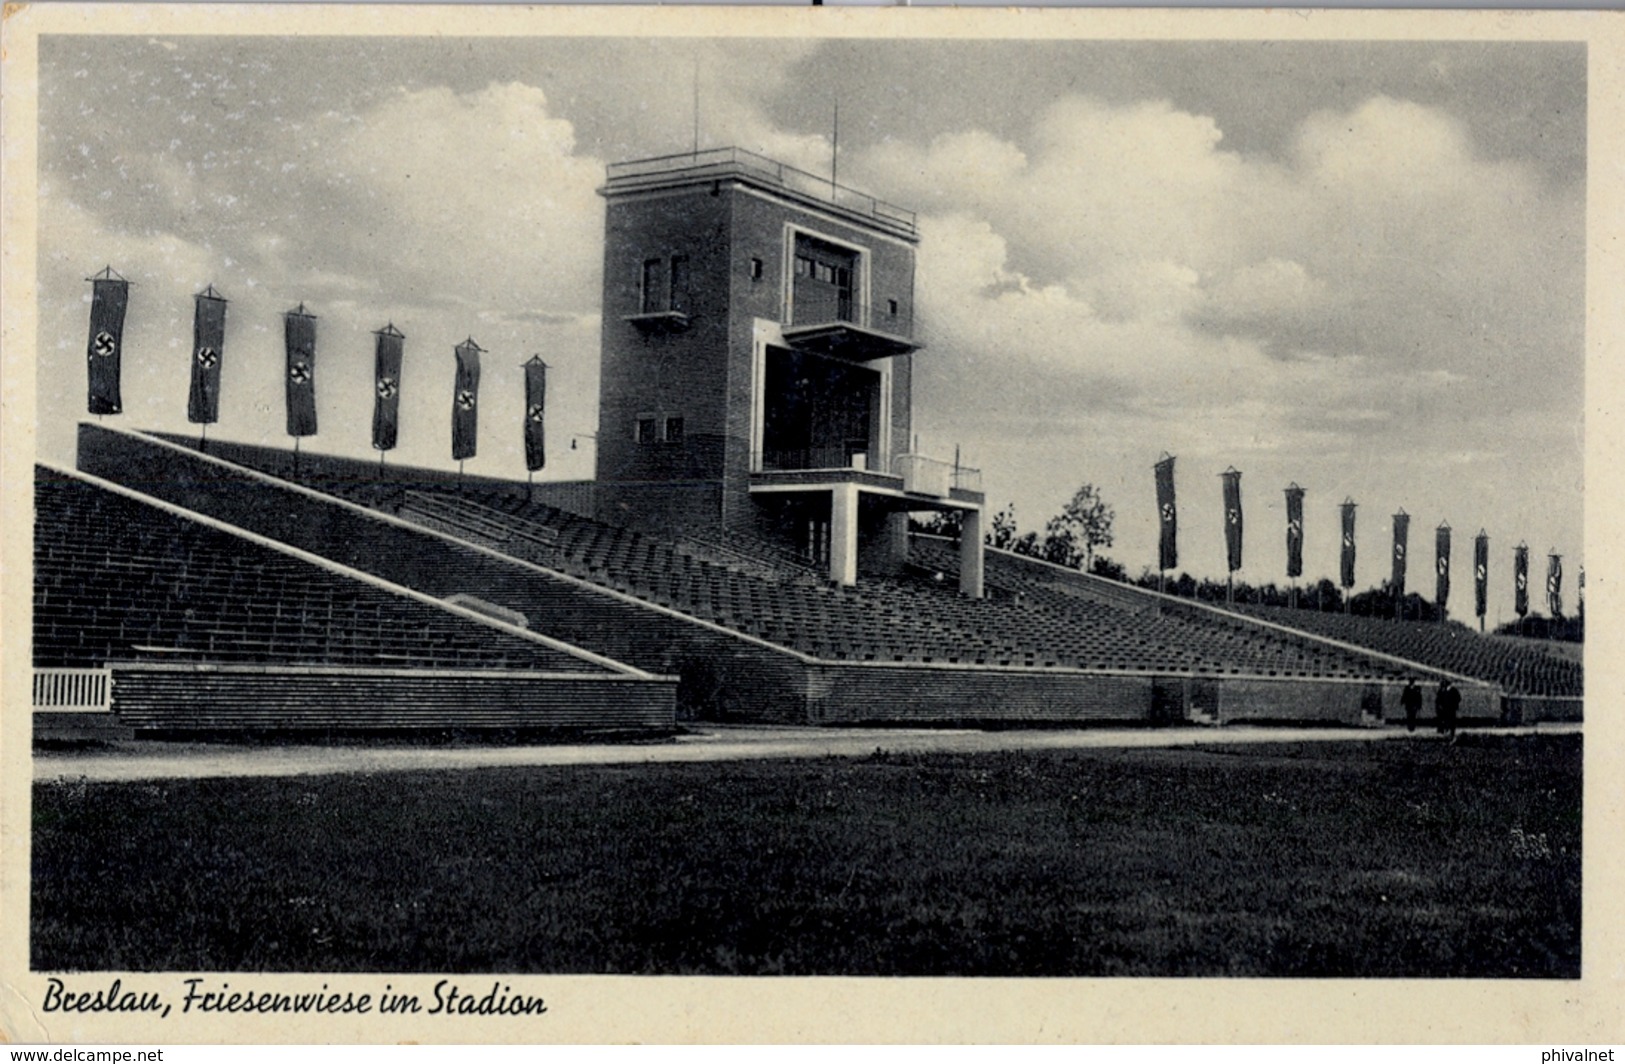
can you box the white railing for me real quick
[606,147,917,235]
[33,668,113,712]
[893,454,982,497]
[894,454,953,497]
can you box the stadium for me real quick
[36,148,1581,738]
[21,32,1587,984]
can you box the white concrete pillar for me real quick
[888,511,910,567]
[829,484,859,587]
[959,506,985,599]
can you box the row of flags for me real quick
[1154,455,1576,619]
[84,270,549,470]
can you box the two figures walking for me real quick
[1401,678,1459,737]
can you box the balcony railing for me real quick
[787,292,913,340]
[752,447,983,499]
[894,454,983,498]
[758,447,881,474]
[605,147,918,237]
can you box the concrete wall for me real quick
[1502,696,1584,724]
[807,666,1154,725]
[1376,682,1502,723]
[109,663,676,734]
[1215,679,1383,725]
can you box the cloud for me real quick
[290,82,607,314]
[32,40,1582,587]
[854,91,1580,580]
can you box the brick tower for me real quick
[594,148,984,595]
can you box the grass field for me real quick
[32,733,1580,977]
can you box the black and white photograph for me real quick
[2,4,1619,1044]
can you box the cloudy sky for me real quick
[34,34,1585,621]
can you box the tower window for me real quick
[664,416,685,443]
[669,255,690,315]
[887,299,899,317]
[634,415,658,444]
[750,257,764,281]
[640,259,663,314]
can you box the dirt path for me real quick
[33,722,1581,784]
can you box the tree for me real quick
[987,504,1020,550]
[910,510,962,537]
[1042,483,1115,572]
[1090,555,1128,582]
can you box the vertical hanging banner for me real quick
[1473,530,1489,621]
[188,285,227,425]
[284,304,318,438]
[1220,468,1243,573]
[452,337,483,461]
[86,268,129,416]
[524,355,548,472]
[1154,455,1177,571]
[1391,510,1409,598]
[1435,522,1451,611]
[1285,483,1305,580]
[1340,500,1357,590]
[1514,544,1530,618]
[1547,553,1563,617]
[372,323,405,452]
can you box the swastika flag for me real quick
[1473,530,1489,620]
[1285,484,1305,580]
[452,338,482,462]
[524,355,548,473]
[372,323,405,453]
[1514,544,1530,618]
[1221,468,1243,574]
[1391,511,1410,597]
[1340,501,1357,590]
[1154,455,1177,572]
[188,286,227,425]
[284,304,318,438]
[1435,523,1451,611]
[86,270,129,416]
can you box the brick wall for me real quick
[109,663,675,733]
[807,666,1154,725]
[1215,679,1382,725]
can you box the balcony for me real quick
[782,294,918,362]
[749,447,983,505]
[894,454,983,500]
[605,147,918,240]
[622,310,690,334]
[759,446,881,475]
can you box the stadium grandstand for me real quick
[33,462,676,737]
[38,148,1580,735]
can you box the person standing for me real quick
[1441,680,1462,739]
[1401,679,1423,733]
[1434,680,1450,735]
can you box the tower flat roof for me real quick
[603,147,918,241]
